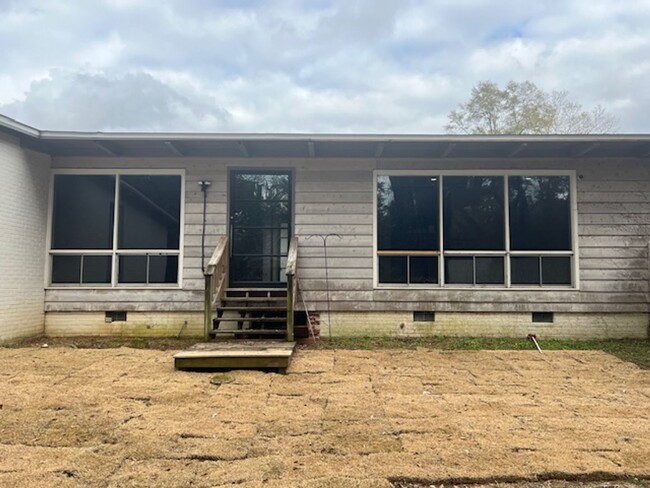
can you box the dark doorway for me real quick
[229,170,291,288]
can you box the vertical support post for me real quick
[204,274,212,341]
[647,241,650,312]
[286,278,294,342]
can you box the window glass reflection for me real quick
[52,175,115,250]
[119,175,181,250]
[378,256,408,284]
[509,176,571,251]
[377,176,439,251]
[443,176,504,251]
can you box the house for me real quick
[1,113,649,343]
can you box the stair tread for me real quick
[222,297,287,302]
[213,317,287,322]
[226,287,286,291]
[210,330,286,336]
[217,306,287,312]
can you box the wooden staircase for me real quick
[173,236,304,372]
[210,288,289,338]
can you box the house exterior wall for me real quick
[0,133,51,342]
[45,156,650,339]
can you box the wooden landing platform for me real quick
[173,341,296,372]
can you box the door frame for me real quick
[227,167,294,288]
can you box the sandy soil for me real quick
[0,347,649,488]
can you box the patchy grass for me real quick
[210,373,235,385]
[2,335,198,351]
[4,334,650,370]
[391,479,650,488]
[1,347,650,486]
[310,336,650,369]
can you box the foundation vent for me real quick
[105,311,127,323]
[532,312,553,323]
[413,311,435,322]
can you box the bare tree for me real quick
[446,80,618,135]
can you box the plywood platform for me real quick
[173,341,296,372]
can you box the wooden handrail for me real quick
[203,235,229,340]
[285,236,299,342]
[286,237,298,277]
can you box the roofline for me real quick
[2,113,650,143]
[37,131,650,143]
[0,114,41,137]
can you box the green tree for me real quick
[446,80,618,134]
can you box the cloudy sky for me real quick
[1,0,649,133]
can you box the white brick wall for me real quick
[0,133,51,342]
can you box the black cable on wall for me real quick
[198,180,211,272]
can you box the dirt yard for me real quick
[0,346,649,488]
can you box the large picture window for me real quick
[375,172,575,288]
[377,176,439,284]
[49,172,183,286]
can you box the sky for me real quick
[1,0,649,133]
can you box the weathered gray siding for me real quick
[45,156,650,319]
[298,158,650,314]
[0,133,51,341]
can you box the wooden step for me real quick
[221,297,287,303]
[210,329,286,336]
[225,288,287,297]
[225,288,286,291]
[217,306,287,312]
[214,316,286,323]
[174,341,296,371]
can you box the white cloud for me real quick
[0,0,649,132]
[1,70,231,131]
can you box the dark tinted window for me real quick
[511,257,540,285]
[119,175,181,250]
[476,257,504,285]
[119,255,147,283]
[232,201,289,227]
[443,176,504,250]
[378,256,408,284]
[410,256,438,284]
[82,255,112,284]
[51,255,112,284]
[233,228,289,255]
[377,176,439,251]
[52,175,115,249]
[118,255,179,284]
[542,256,571,285]
[51,255,81,284]
[232,173,290,202]
[445,257,473,284]
[509,176,571,251]
[149,255,179,284]
[444,256,504,285]
[230,256,286,284]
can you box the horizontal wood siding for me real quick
[46,157,650,314]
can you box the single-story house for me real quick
[1,113,648,343]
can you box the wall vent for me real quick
[105,311,127,323]
[532,312,553,323]
[413,311,435,322]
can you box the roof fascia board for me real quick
[0,114,41,138]
[36,131,650,144]
[2,114,649,144]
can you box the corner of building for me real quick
[0,132,51,343]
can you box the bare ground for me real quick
[0,347,649,487]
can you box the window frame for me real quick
[46,168,185,289]
[373,169,579,290]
